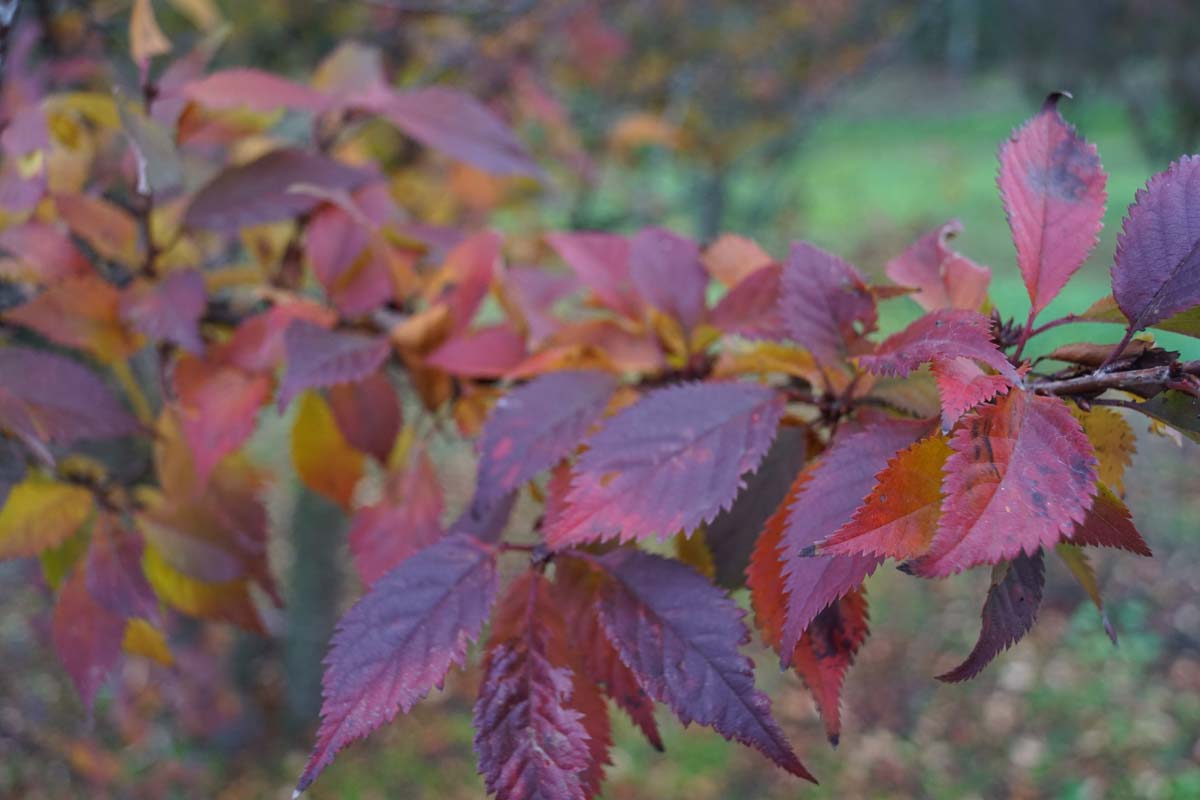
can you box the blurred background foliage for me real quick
[2,0,1199,797]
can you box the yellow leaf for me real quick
[143,545,264,632]
[674,530,716,580]
[0,476,94,559]
[130,0,172,68]
[123,618,173,666]
[1072,407,1136,495]
[292,391,364,510]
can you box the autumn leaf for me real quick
[426,324,527,379]
[709,265,785,341]
[475,571,609,800]
[594,548,814,781]
[629,227,707,332]
[292,391,364,511]
[327,372,401,463]
[930,357,1013,431]
[1111,156,1200,332]
[348,451,443,586]
[937,550,1045,683]
[277,321,391,411]
[780,241,876,367]
[53,566,127,709]
[792,588,870,746]
[85,518,158,622]
[999,94,1106,317]
[474,369,616,508]
[859,309,1018,382]
[884,219,990,312]
[216,300,336,374]
[545,231,641,319]
[0,475,93,560]
[142,544,264,633]
[778,418,930,654]
[119,269,207,355]
[172,355,271,487]
[1071,407,1136,494]
[1070,484,1151,556]
[54,194,141,266]
[4,275,142,362]
[181,68,330,113]
[703,233,774,287]
[815,436,952,561]
[546,381,784,547]
[912,391,1097,577]
[296,534,499,795]
[130,0,172,70]
[1056,544,1118,645]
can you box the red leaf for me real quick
[792,588,869,746]
[217,300,336,374]
[305,184,405,316]
[594,549,814,781]
[328,372,401,463]
[629,227,707,331]
[184,150,375,233]
[277,321,391,411]
[999,94,1106,316]
[931,357,1013,431]
[172,356,271,487]
[0,347,139,444]
[817,436,952,561]
[545,231,640,319]
[441,230,502,334]
[120,269,207,354]
[426,324,527,379]
[709,265,785,341]
[52,566,126,709]
[297,534,499,795]
[912,391,1097,577]
[1070,484,1151,556]
[0,221,91,283]
[553,558,663,751]
[780,242,876,366]
[937,550,1045,683]
[546,382,784,547]
[779,418,930,654]
[474,572,608,800]
[359,86,540,177]
[85,518,157,622]
[181,68,331,113]
[884,220,990,312]
[1112,155,1200,332]
[504,265,577,344]
[859,309,1018,382]
[348,452,444,587]
[475,370,616,507]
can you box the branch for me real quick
[1029,359,1200,398]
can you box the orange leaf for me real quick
[291,390,364,510]
[54,194,141,266]
[817,436,952,561]
[4,275,141,362]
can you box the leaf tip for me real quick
[1042,90,1073,113]
[828,733,840,748]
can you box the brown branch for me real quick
[1028,360,1200,398]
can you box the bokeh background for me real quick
[2,1,1199,798]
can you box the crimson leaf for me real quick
[545,382,784,547]
[884,219,990,312]
[277,321,391,411]
[911,391,1097,577]
[937,550,1045,683]
[593,549,813,781]
[52,566,126,710]
[296,534,499,795]
[780,241,876,367]
[792,587,869,746]
[348,452,444,587]
[859,309,1018,381]
[1111,156,1200,332]
[328,372,402,463]
[1071,484,1151,556]
[475,370,616,508]
[474,572,609,800]
[709,264,786,341]
[545,231,640,319]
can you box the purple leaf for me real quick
[85,520,158,622]
[474,572,608,800]
[780,242,876,366]
[999,94,1106,316]
[629,227,708,331]
[475,370,617,507]
[779,418,931,655]
[328,372,402,463]
[119,269,207,354]
[937,550,1045,683]
[358,86,540,177]
[181,68,332,113]
[1112,156,1200,331]
[278,321,391,411]
[594,549,814,781]
[52,566,126,710]
[546,382,784,547]
[0,347,139,444]
[185,149,375,233]
[296,534,499,795]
